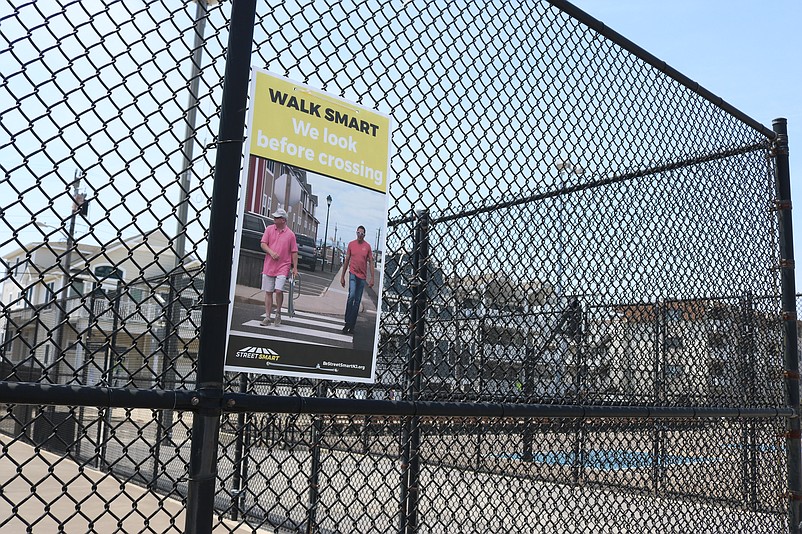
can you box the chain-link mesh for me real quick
[0,0,795,532]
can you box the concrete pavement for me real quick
[0,439,259,533]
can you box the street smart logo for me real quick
[235,346,281,366]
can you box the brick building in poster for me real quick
[244,155,319,240]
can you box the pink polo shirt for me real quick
[261,225,298,277]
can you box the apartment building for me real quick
[1,230,201,387]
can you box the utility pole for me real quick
[51,169,82,380]
[161,0,209,438]
[174,0,208,270]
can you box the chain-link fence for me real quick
[0,0,797,532]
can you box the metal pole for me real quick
[52,170,82,380]
[331,224,338,273]
[231,374,248,521]
[151,284,169,486]
[522,343,534,462]
[155,273,180,473]
[108,280,123,387]
[184,0,256,532]
[399,210,428,534]
[160,0,208,462]
[95,285,116,470]
[74,281,94,461]
[322,202,330,270]
[174,0,208,269]
[569,299,584,485]
[161,0,208,468]
[773,118,801,533]
[306,380,326,534]
[98,280,122,469]
[741,293,759,509]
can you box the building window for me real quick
[44,282,54,308]
[69,280,85,299]
[23,285,35,305]
[664,336,683,350]
[267,160,275,173]
[262,194,268,215]
[95,266,123,282]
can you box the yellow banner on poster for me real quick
[249,70,391,193]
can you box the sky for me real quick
[2,0,801,294]
[568,0,802,287]
[302,172,388,251]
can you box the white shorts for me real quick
[262,274,287,293]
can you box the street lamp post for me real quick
[322,195,332,270]
[331,224,338,273]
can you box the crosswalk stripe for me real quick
[287,309,343,325]
[231,328,330,347]
[282,315,343,330]
[241,320,352,343]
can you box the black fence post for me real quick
[568,299,584,484]
[400,209,429,534]
[164,276,181,415]
[183,1,256,532]
[231,374,248,522]
[108,280,123,386]
[152,274,174,489]
[96,281,121,470]
[773,118,801,533]
[522,344,534,462]
[740,293,759,509]
[307,380,327,534]
[75,283,98,462]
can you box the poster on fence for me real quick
[224,68,391,383]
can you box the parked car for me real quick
[296,233,317,271]
[240,212,273,253]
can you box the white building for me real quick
[1,230,201,386]
[584,300,781,405]
[378,256,781,405]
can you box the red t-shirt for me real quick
[347,239,373,280]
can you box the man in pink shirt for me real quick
[339,225,374,334]
[260,208,298,326]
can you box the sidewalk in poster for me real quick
[233,265,378,318]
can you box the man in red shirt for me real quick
[260,208,298,326]
[339,225,375,334]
